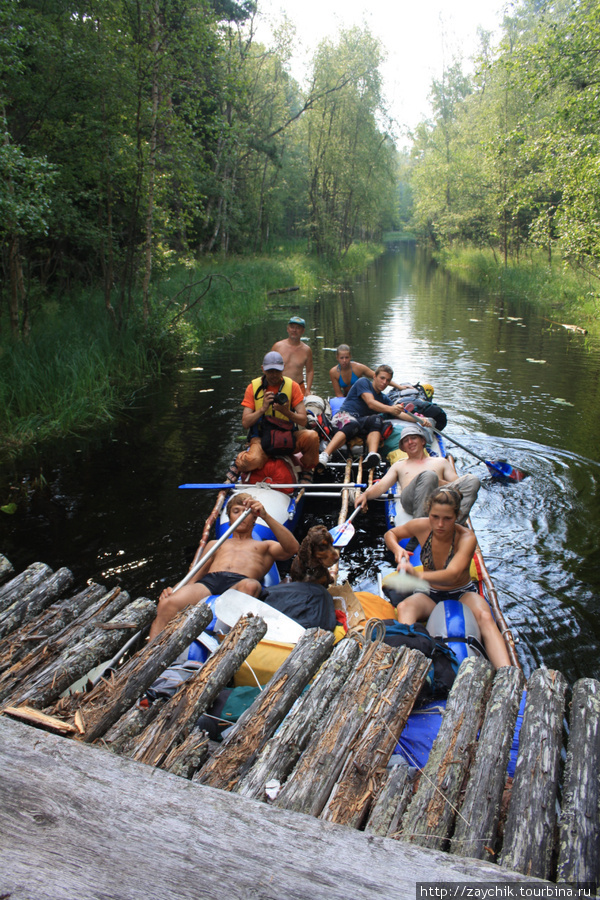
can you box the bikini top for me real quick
[420,529,457,571]
[337,364,359,391]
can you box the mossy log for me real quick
[0,583,107,674]
[450,665,525,861]
[500,668,567,880]
[322,647,431,828]
[400,656,494,851]
[72,601,214,743]
[273,642,400,817]
[162,728,209,779]
[0,562,53,615]
[364,760,417,838]
[236,635,362,800]
[0,587,129,704]
[129,614,268,768]
[0,567,74,640]
[556,677,600,884]
[0,554,14,585]
[7,598,156,710]
[197,627,336,792]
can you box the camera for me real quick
[274,391,288,406]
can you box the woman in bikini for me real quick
[384,487,510,668]
[329,344,407,397]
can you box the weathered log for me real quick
[450,665,525,861]
[364,760,417,837]
[0,567,74,640]
[266,286,299,295]
[7,598,156,710]
[237,635,362,800]
[500,667,568,880]
[322,647,431,828]
[73,601,214,743]
[2,704,79,735]
[0,562,52,614]
[197,627,336,791]
[0,586,129,703]
[556,677,600,884]
[274,642,400,817]
[0,583,107,674]
[0,716,541,900]
[129,614,268,767]
[100,697,167,755]
[162,728,209,779]
[0,554,14,584]
[400,656,494,851]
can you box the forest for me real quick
[1,0,599,459]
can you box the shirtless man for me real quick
[356,423,480,524]
[271,316,314,395]
[148,493,299,638]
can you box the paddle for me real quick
[329,505,363,547]
[89,507,253,687]
[401,410,527,483]
[179,482,367,490]
[383,570,431,595]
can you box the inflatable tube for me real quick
[426,599,486,663]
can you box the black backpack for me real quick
[377,620,460,699]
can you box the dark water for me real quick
[2,250,600,683]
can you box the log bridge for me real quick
[0,554,598,899]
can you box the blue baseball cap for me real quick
[288,316,305,327]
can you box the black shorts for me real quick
[199,571,251,595]
[428,581,479,605]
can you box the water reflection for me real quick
[1,249,600,683]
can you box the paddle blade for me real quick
[329,521,355,547]
[485,460,528,482]
[383,571,431,596]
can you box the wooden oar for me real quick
[329,505,363,547]
[179,482,367,490]
[402,412,528,483]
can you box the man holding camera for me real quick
[235,351,319,481]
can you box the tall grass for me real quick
[441,247,600,337]
[0,243,383,461]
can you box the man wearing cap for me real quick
[355,423,480,523]
[234,350,319,480]
[271,316,314,396]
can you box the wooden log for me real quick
[0,562,52,614]
[0,583,107,674]
[237,635,362,800]
[364,760,417,837]
[400,656,494,851]
[101,697,167,755]
[0,553,14,584]
[266,285,299,295]
[129,614,268,767]
[500,667,568,880]
[322,647,431,828]
[7,598,156,710]
[197,628,336,791]
[274,642,400,817]
[162,728,209,779]
[71,601,214,743]
[450,665,525,861]
[0,716,541,900]
[556,677,600,884]
[2,704,79,735]
[0,586,129,703]
[0,567,74,640]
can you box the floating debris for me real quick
[526,358,546,364]
[199,389,214,393]
[211,375,222,379]
[506,317,523,322]
[230,369,242,372]
[552,398,574,406]
[561,323,587,334]
[469,319,480,322]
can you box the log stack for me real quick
[0,555,598,887]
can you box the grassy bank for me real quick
[0,242,382,464]
[439,247,600,338]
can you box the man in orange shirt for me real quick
[235,351,319,482]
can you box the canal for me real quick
[2,249,600,682]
